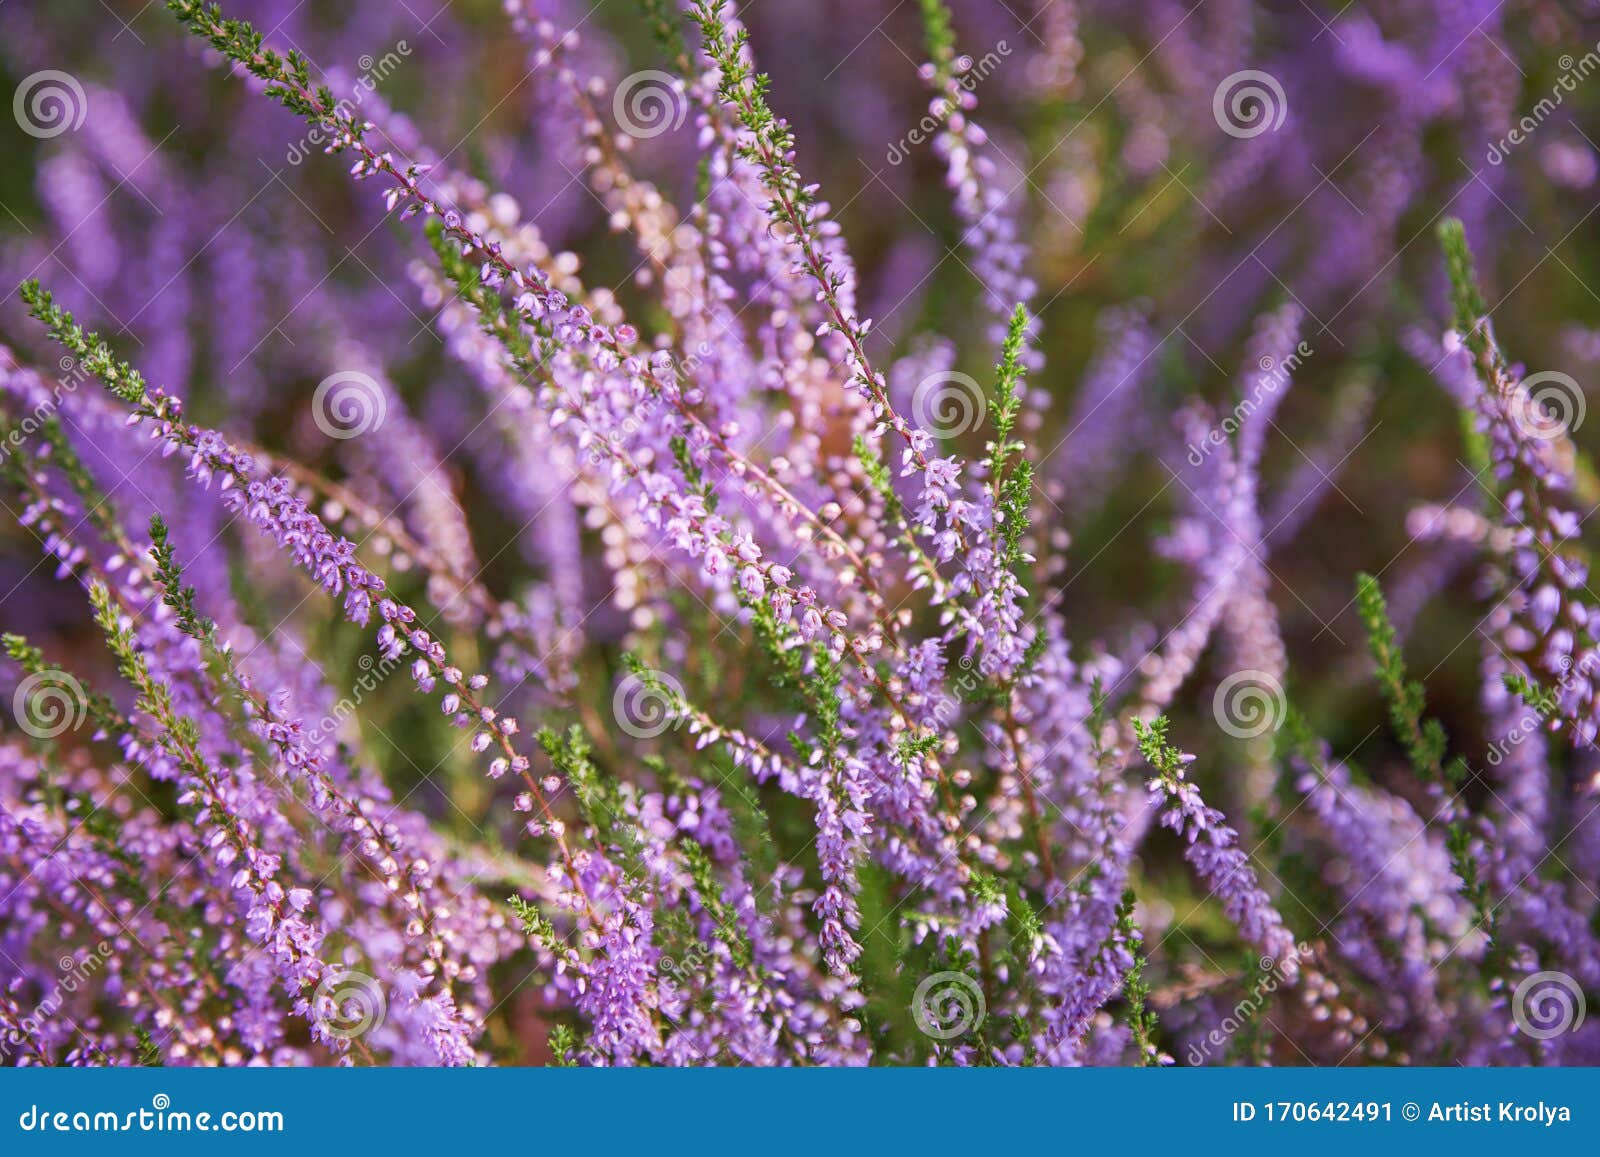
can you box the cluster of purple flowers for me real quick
[1,0,1598,1067]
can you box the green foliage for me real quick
[166,2,343,135]
[636,0,689,70]
[1274,702,1318,765]
[537,725,635,858]
[134,1027,164,1067]
[89,583,200,756]
[988,305,1034,576]
[1132,714,1185,784]
[546,1024,581,1067]
[1438,218,1488,355]
[671,435,716,510]
[20,281,151,407]
[688,2,799,205]
[1116,891,1160,1065]
[1355,573,1451,782]
[1504,669,1559,719]
[917,0,957,71]
[893,732,943,765]
[148,515,209,638]
[676,838,754,970]
[1458,406,1493,485]
[508,893,566,960]
[1354,572,1497,944]
[853,434,903,521]
[1005,882,1043,955]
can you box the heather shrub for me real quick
[0,0,1598,1066]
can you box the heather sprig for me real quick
[914,0,1039,360]
[1438,220,1599,740]
[1135,716,1299,976]
[688,0,923,458]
